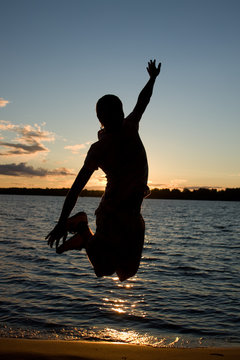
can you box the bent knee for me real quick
[116,261,140,282]
[94,265,115,278]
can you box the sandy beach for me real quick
[0,338,239,360]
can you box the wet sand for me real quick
[0,338,239,360]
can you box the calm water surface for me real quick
[0,195,239,347]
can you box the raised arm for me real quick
[126,59,161,125]
[46,166,94,248]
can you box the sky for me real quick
[0,0,240,190]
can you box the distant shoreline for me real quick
[0,187,240,201]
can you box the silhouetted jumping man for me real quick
[46,59,161,281]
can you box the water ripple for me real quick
[0,195,240,347]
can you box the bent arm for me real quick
[126,60,161,125]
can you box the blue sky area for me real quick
[0,0,239,189]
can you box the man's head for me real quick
[96,94,124,131]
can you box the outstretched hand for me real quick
[147,59,161,79]
[46,223,67,249]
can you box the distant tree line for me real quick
[0,187,240,201]
[148,187,240,201]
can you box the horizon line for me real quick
[0,186,240,191]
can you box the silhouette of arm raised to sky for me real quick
[126,59,161,126]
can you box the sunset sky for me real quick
[1,0,239,190]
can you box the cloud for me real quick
[169,179,187,188]
[86,171,106,189]
[0,121,55,156]
[148,179,189,189]
[148,183,166,188]
[0,98,10,108]
[16,123,55,143]
[0,120,15,130]
[0,141,48,156]
[64,143,86,154]
[94,173,106,183]
[0,162,75,177]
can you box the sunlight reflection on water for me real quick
[0,196,240,347]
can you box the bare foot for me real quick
[56,233,85,254]
[66,212,88,233]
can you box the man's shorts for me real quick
[86,205,145,282]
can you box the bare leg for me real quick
[116,214,145,282]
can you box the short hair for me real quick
[96,94,124,130]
